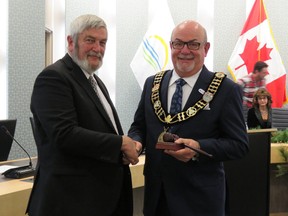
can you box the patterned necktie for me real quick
[89,75,100,97]
[170,78,186,115]
[88,75,119,134]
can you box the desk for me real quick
[2,144,287,216]
[0,177,33,216]
[224,128,286,216]
[271,143,288,164]
[130,154,145,188]
[0,157,36,216]
[0,156,145,216]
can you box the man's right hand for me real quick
[121,135,139,165]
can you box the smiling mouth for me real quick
[178,57,194,62]
[88,55,102,61]
[178,55,194,60]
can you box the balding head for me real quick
[170,20,210,77]
[171,20,207,43]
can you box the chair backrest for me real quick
[242,105,249,123]
[29,117,36,141]
[29,117,40,169]
[272,108,288,130]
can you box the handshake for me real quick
[121,135,142,165]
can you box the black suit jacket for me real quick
[129,67,249,216]
[27,54,133,216]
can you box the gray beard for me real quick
[71,52,101,74]
[176,62,195,74]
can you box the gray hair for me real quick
[69,14,107,45]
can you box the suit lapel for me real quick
[63,54,119,134]
[94,75,124,135]
[160,70,173,114]
[184,66,213,110]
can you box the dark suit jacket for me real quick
[27,54,133,216]
[129,67,249,216]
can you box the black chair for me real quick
[29,117,40,169]
[29,117,36,142]
[272,108,288,130]
[242,105,249,123]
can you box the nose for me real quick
[180,44,191,53]
[91,41,102,52]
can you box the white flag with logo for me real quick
[130,0,175,89]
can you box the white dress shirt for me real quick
[167,69,201,113]
[83,70,119,134]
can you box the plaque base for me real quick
[156,142,184,151]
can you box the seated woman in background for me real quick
[247,88,272,129]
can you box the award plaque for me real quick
[156,142,185,151]
[155,132,184,151]
[155,132,213,158]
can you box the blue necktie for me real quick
[170,78,186,115]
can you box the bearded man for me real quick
[27,14,140,216]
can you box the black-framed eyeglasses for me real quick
[171,40,203,50]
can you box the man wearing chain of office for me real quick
[128,20,249,216]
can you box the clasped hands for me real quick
[121,135,142,165]
[121,135,200,164]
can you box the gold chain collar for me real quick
[151,71,226,124]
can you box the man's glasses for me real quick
[171,40,203,50]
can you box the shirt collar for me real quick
[83,70,92,79]
[169,68,202,88]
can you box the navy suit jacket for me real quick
[27,54,133,216]
[129,67,249,216]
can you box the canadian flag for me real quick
[228,0,287,108]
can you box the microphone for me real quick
[1,125,35,178]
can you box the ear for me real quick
[204,42,210,56]
[67,35,74,53]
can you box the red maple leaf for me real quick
[235,36,273,73]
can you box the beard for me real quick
[175,61,195,74]
[173,53,197,74]
[71,50,103,74]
